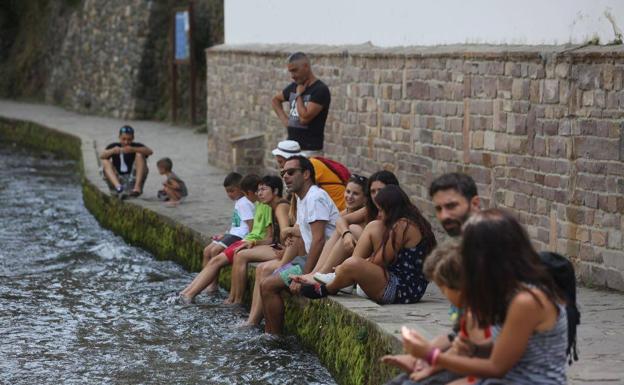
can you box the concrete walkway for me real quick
[1,100,623,384]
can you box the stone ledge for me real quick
[207,42,624,60]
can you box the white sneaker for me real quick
[313,272,354,294]
[313,272,336,285]
[355,284,369,298]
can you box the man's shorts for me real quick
[224,240,245,263]
[214,234,242,248]
[273,255,307,286]
[102,169,136,192]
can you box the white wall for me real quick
[224,0,624,47]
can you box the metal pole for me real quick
[171,10,178,123]
[189,0,196,125]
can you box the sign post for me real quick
[171,2,196,124]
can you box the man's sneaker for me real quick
[313,272,354,294]
[313,272,335,285]
[301,283,329,299]
[112,185,126,199]
[157,189,169,201]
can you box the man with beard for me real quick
[429,173,480,237]
[271,52,331,156]
[381,172,482,385]
[260,155,339,334]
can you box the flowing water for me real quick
[0,144,336,385]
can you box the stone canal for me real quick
[0,144,336,385]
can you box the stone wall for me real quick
[206,44,624,291]
[46,0,153,118]
[1,0,223,122]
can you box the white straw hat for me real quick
[271,140,303,159]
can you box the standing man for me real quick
[271,52,331,156]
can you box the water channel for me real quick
[0,144,336,385]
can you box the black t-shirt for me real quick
[282,80,331,151]
[105,142,147,175]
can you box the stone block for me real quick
[574,137,620,160]
[606,269,624,291]
[608,229,622,249]
[591,230,608,247]
[406,81,430,99]
[576,65,601,90]
[484,131,496,150]
[542,79,559,103]
[472,131,484,149]
[528,62,546,79]
[582,91,595,106]
[579,244,601,263]
[555,62,570,78]
[603,249,624,271]
[576,227,591,243]
[620,122,624,161]
[511,79,529,100]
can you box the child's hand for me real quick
[212,234,223,241]
[280,227,293,241]
[401,326,432,359]
[453,335,476,357]
[288,280,302,295]
[234,241,253,253]
[341,232,356,253]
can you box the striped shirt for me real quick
[479,304,568,385]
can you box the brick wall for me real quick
[206,44,624,291]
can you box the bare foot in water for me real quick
[166,293,193,305]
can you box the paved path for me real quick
[0,100,232,237]
[1,100,623,384]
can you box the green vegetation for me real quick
[0,1,78,99]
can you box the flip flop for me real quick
[129,190,142,198]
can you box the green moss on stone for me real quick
[82,180,206,272]
[284,297,399,385]
[0,117,81,160]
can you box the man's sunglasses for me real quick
[280,168,303,178]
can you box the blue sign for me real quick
[175,11,190,61]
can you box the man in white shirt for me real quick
[260,155,339,334]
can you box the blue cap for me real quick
[119,125,134,135]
